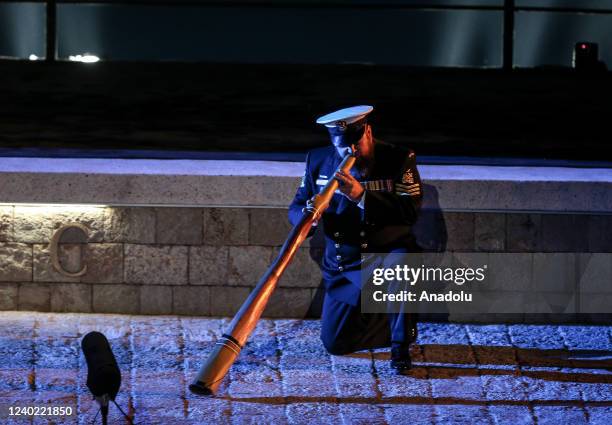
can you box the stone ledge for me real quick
[1,158,611,213]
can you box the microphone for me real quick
[81,332,122,425]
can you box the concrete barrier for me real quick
[1,158,611,212]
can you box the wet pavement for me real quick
[0,312,611,424]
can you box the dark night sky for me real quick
[1,0,612,68]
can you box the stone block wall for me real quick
[1,205,611,320]
[0,205,322,318]
[414,211,612,324]
[413,211,612,254]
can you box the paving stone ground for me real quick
[0,312,611,425]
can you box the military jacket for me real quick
[288,140,423,305]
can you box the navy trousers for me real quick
[320,291,417,355]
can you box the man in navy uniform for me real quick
[289,105,423,372]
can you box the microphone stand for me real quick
[96,394,109,425]
[91,394,134,425]
[111,399,133,424]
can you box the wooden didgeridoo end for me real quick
[189,334,241,395]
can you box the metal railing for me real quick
[3,0,612,69]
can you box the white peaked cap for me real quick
[315,105,374,127]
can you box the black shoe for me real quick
[390,344,412,373]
